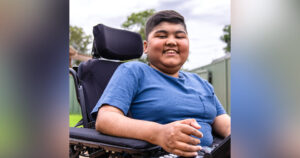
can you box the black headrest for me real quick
[92,24,143,60]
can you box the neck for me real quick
[149,64,179,78]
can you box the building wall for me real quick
[191,54,231,114]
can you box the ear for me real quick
[143,40,148,54]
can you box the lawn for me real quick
[69,114,82,127]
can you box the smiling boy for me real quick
[144,21,189,77]
[91,10,231,157]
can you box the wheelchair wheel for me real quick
[69,145,80,158]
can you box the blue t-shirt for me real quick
[91,61,226,146]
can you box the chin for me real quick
[163,61,182,68]
[164,63,183,71]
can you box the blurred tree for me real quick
[122,9,155,40]
[69,25,92,54]
[220,25,231,53]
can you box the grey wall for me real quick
[191,54,231,114]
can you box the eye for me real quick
[156,35,167,38]
[176,36,185,39]
[176,34,186,39]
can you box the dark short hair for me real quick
[145,10,187,40]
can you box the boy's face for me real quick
[144,22,189,76]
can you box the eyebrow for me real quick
[154,30,187,34]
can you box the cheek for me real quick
[179,41,189,54]
[148,41,164,52]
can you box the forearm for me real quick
[96,105,203,157]
[96,108,163,145]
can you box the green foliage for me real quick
[122,9,155,40]
[69,114,82,127]
[220,25,231,53]
[69,25,92,54]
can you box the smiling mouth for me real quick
[163,49,179,55]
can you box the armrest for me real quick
[69,127,159,153]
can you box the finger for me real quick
[179,119,201,129]
[178,118,196,125]
[177,133,201,145]
[191,121,201,129]
[171,148,198,157]
[180,124,203,138]
[175,141,202,152]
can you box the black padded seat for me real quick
[70,127,159,153]
[77,59,122,121]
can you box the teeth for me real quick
[164,50,177,54]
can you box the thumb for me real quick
[179,119,201,129]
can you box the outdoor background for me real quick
[0,0,299,158]
[70,0,230,70]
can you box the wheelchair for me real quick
[69,24,230,158]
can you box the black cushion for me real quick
[70,127,156,150]
[78,59,122,121]
[92,24,143,60]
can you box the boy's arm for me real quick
[212,114,231,138]
[96,105,203,157]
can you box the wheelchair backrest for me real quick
[77,24,143,125]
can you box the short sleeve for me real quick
[90,64,139,120]
[214,95,226,116]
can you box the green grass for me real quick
[69,114,83,127]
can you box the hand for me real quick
[156,119,203,157]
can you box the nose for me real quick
[165,36,177,46]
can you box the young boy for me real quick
[91,10,231,157]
